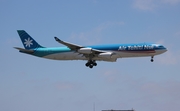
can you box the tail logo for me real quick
[24,38,33,48]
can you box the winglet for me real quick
[54,37,60,41]
[54,37,67,45]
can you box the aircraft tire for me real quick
[151,59,154,62]
[93,62,97,66]
[89,64,93,68]
[151,56,154,62]
[86,62,90,67]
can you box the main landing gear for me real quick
[85,60,97,68]
[151,56,154,62]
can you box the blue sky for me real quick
[1,0,180,111]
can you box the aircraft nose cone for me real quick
[162,47,167,53]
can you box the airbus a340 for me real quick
[15,30,167,68]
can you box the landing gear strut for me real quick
[151,56,154,62]
[85,60,97,68]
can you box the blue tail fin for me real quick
[17,30,43,49]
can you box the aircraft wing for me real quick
[54,37,106,54]
[54,37,118,62]
[54,37,83,50]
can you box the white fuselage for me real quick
[42,48,167,62]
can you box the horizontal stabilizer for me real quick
[14,47,34,54]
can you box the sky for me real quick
[0,0,180,111]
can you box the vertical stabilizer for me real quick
[17,30,43,49]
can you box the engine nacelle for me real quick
[78,48,92,54]
[98,52,113,59]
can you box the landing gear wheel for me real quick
[85,60,97,68]
[151,56,154,62]
[89,64,93,68]
[93,62,97,66]
[85,62,90,67]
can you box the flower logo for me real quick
[24,38,33,48]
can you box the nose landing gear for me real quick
[151,56,154,62]
[85,60,97,68]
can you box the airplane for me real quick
[14,30,167,68]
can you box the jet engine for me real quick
[98,52,113,59]
[78,48,92,54]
